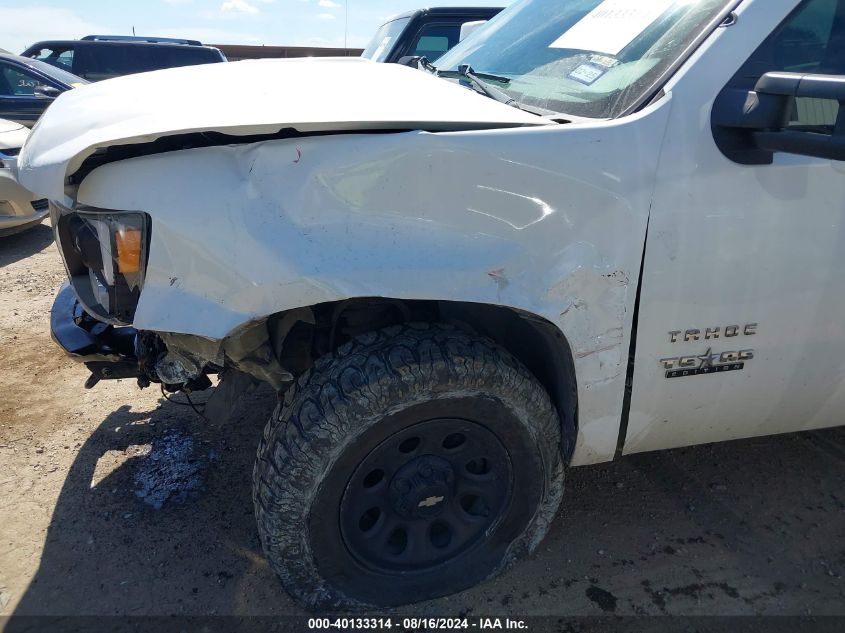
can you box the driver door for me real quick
[626,0,845,453]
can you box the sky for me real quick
[0,0,515,54]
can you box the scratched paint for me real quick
[22,61,673,464]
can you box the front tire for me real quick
[253,323,564,609]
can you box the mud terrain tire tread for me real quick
[252,322,564,609]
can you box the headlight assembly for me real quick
[53,203,151,325]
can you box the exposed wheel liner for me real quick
[252,322,564,609]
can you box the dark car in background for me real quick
[0,52,87,127]
[361,7,502,64]
[21,35,226,82]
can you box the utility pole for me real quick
[344,1,349,49]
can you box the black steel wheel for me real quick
[253,323,564,609]
[340,418,512,573]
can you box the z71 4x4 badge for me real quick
[660,323,756,379]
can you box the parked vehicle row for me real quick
[3,10,488,134]
[0,52,85,236]
[0,52,86,126]
[21,35,226,82]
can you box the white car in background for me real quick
[0,119,46,236]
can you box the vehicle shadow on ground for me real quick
[0,223,53,268]
[6,386,845,618]
[7,384,294,619]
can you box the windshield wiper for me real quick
[430,63,555,117]
[414,57,509,86]
[455,66,511,85]
[435,64,525,111]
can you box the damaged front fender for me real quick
[74,97,673,464]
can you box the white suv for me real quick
[19,0,845,609]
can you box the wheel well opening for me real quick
[268,298,578,462]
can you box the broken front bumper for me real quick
[50,282,141,385]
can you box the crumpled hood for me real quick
[18,57,549,201]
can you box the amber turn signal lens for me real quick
[115,228,142,274]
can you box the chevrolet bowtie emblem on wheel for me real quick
[418,495,445,508]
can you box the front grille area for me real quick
[31,199,49,212]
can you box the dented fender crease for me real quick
[72,96,672,464]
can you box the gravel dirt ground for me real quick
[1,221,844,621]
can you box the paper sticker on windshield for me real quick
[589,54,618,69]
[549,0,677,56]
[568,62,607,85]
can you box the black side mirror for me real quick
[712,72,845,164]
[34,84,61,99]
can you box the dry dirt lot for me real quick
[1,221,844,621]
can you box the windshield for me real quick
[361,17,411,62]
[436,0,734,119]
[26,57,88,87]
